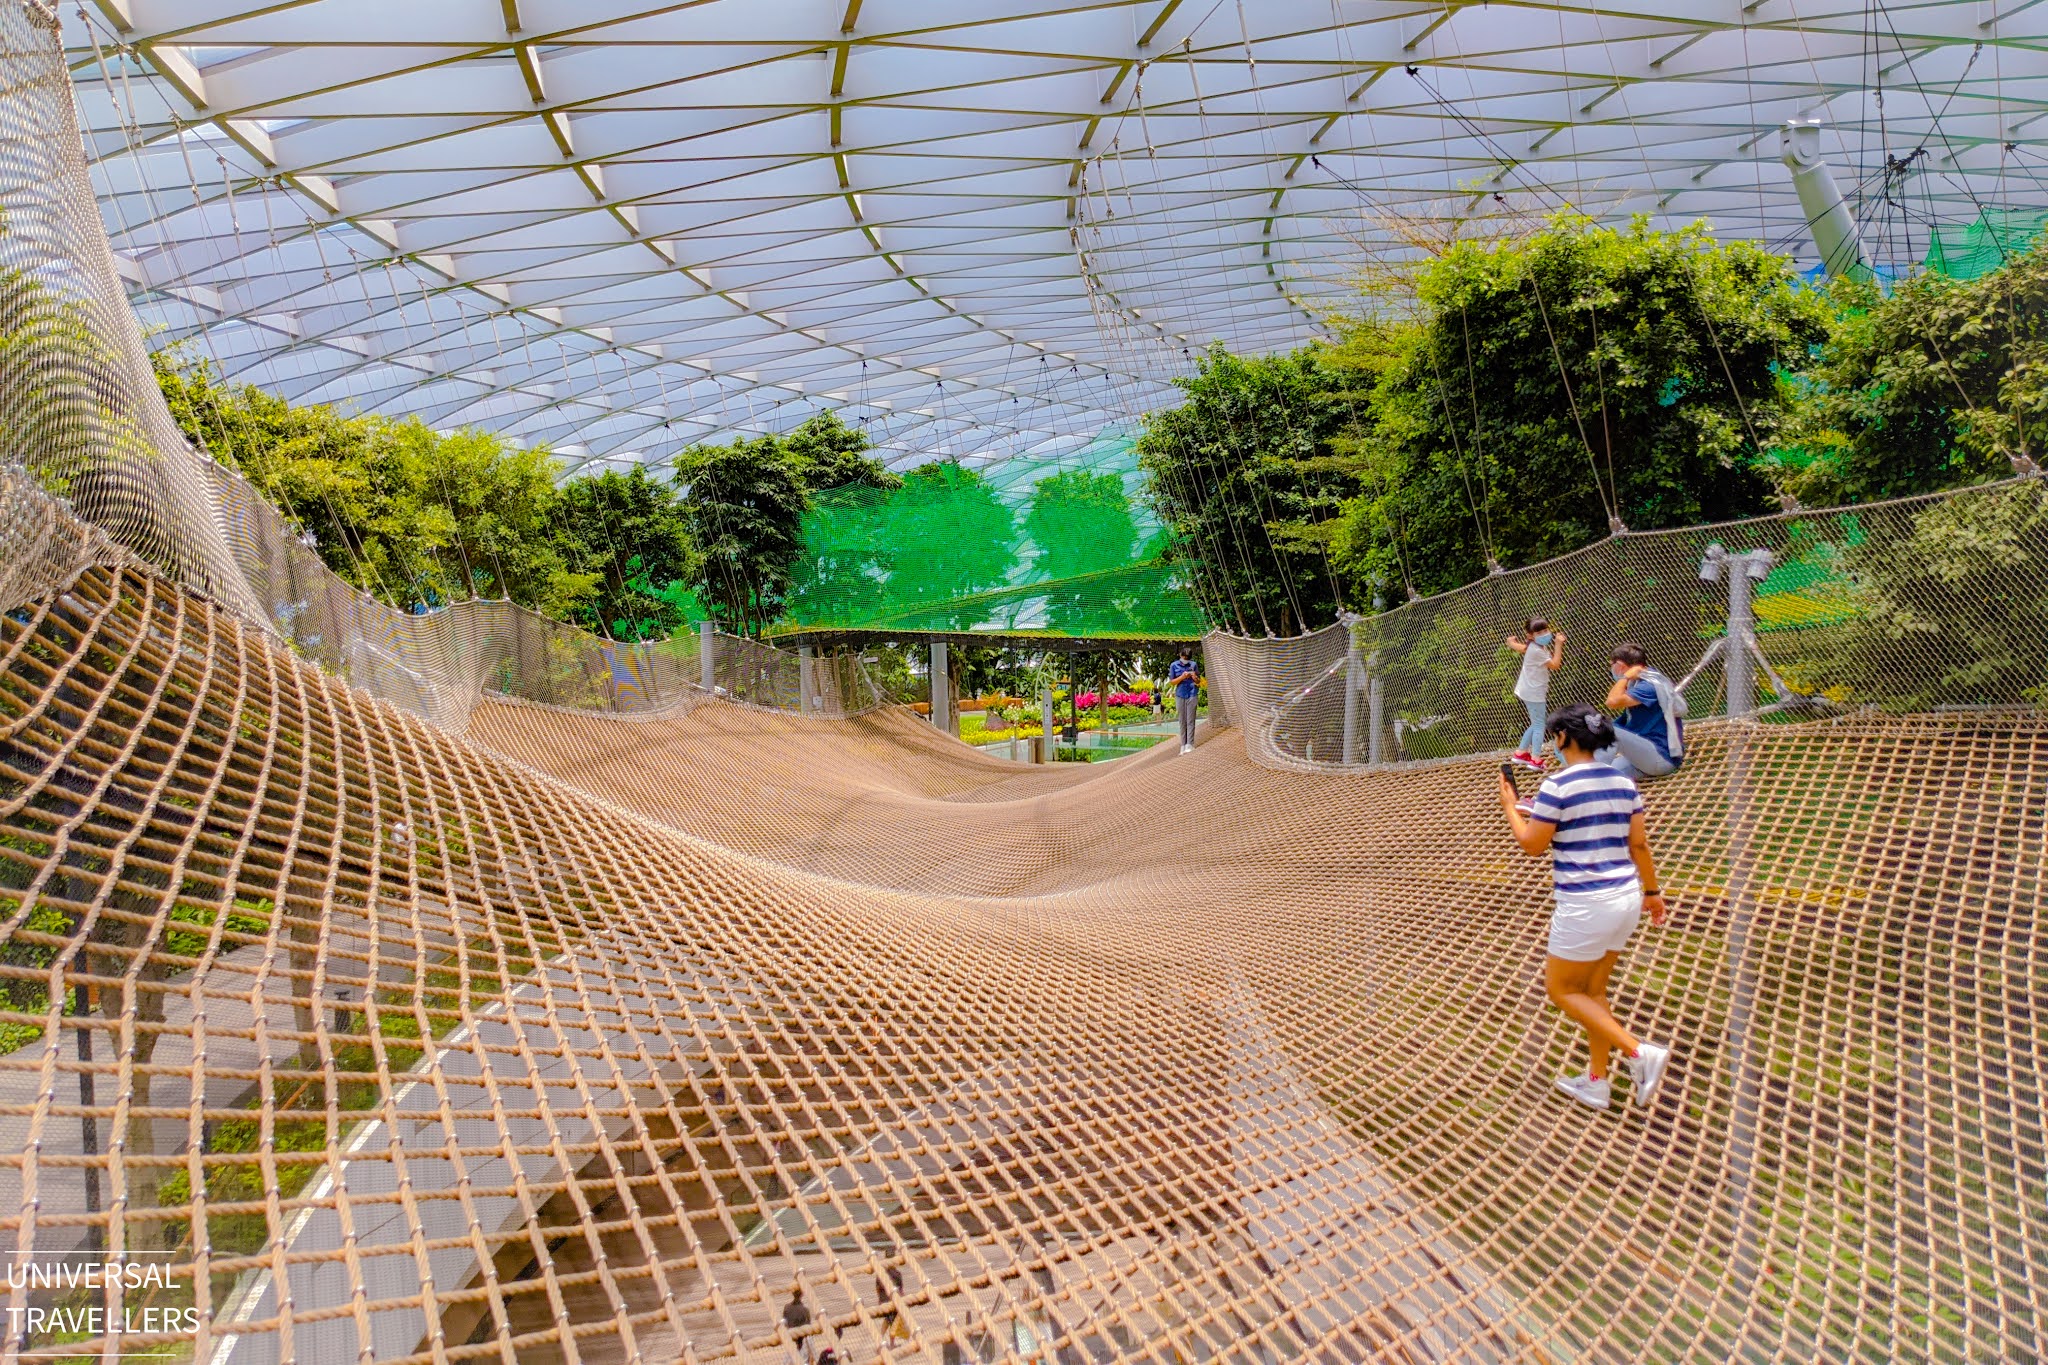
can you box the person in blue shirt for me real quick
[1601,642,1685,780]
[1166,646,1200,754]
[1499,702,1674,1112]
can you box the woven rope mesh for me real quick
[1238,481,2048,771]
[0,2,2045,1362]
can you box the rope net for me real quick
[0,3,2042,1362]
[1228,479,2048,772]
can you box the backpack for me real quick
[1637,668,1687,758]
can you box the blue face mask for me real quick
[1612,663,1629,680]
[1534,632,1554,646]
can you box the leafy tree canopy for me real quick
[555,466,700,640]
[671,434,811,636]
[1330,215,1826,600]
[781,410,900,493]
[1135,345,1356,636]
[877,462,1018,630]
[1772,245,2048,504]
[154,350,596,617]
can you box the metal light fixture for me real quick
[1699,542,1727,584]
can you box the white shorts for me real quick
[1547,884,1643,962]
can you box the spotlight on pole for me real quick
[1699,542,1727,584]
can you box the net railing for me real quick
[0,0,867,731]
[1206,477,2048,770]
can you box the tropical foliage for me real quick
[1135,345,1356,635]
[553,466,699,639]
[1139,213,2047,629]
[1330,216,1826,597]
[1771,246,2048,504]
[155,351,598,616]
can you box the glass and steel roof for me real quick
[61,1,2048,473]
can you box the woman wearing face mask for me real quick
[1506,618,1565,772]
[1499,702,1673,1111]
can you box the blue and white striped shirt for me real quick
[1526,762,1644,894]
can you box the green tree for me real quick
[672,434,811,636]
[1772,245,2048,504]
[154,351,595,617]
[1331,216,1825,599]
[783,484,892,629]
[1135,345,1356,635]
[782,410,900,492]
[385,421,593,614]
[555,466,699,639]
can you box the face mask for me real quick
[1534,632,1554,646]
[1612,663,1628,680]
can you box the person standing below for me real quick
[1498,703,1674,1111]
[1506,618,1565,772]
[1602,642,1685,780]
[782,1284,815,1361]
[1167,646,1200,754]
[875,1265,912,1346]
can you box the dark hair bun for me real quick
[1546,702,1613,752]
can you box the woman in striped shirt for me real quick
[1499,703,1673,1111]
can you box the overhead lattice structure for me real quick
[62,1,2048,472]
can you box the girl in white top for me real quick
[1506,617,1565,771]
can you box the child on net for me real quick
[1506,618,1565,772]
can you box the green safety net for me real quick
[773,429,1203,639]
[1922,207,2048,280]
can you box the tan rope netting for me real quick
[0,3,2044,1361]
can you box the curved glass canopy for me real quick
[61,0,2048,474]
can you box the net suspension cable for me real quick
[80,11,407,617]
[1182,35,1323,630]
[1396,65,1626,532]
[1109,73,1273,634]
[1231,0,1352,612]
[1093,55,1270,635]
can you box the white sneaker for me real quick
[1180,743,1192,754]
[1554,1073,1610,1110]
[1628,1043,1671,1108]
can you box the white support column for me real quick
[1041,685,1056,763]
[1705,541,1775,1300]
[798,644,814,715]
[1780,121,1871,282]
[700,620,714,692]
[929,641,950,735]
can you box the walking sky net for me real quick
[0,2,2044,1362]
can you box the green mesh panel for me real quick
[1922,208,2048,280]
[774,429,1202,638]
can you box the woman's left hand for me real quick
[1644,891,1668,926]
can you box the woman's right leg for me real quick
[1546,955,1639,1075]
[1585,952,1624,1078]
